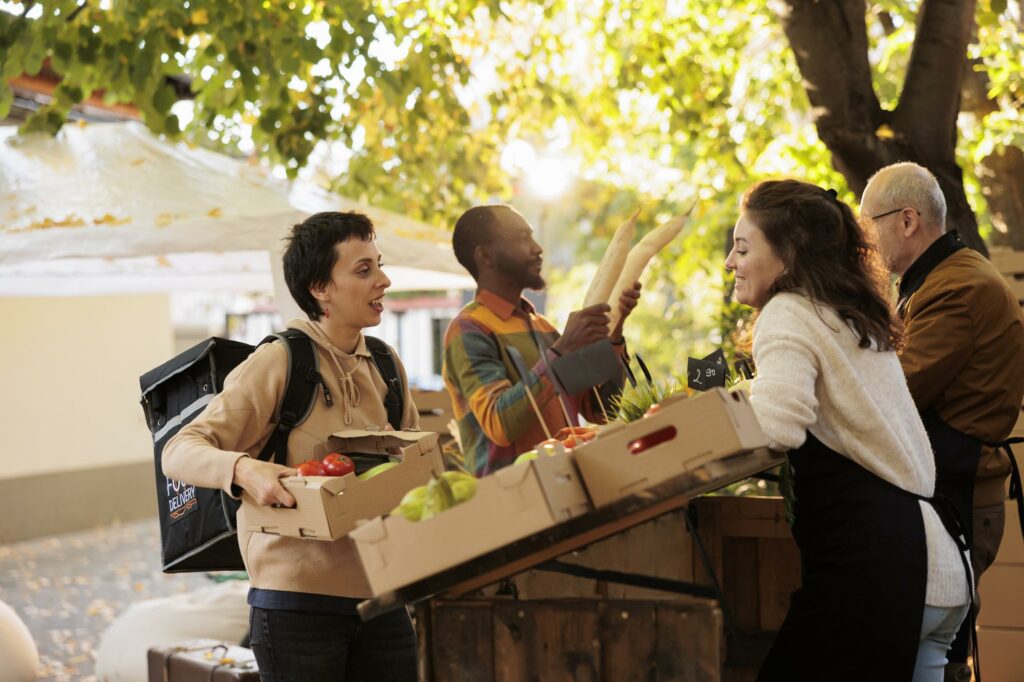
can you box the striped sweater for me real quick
[443,290,615,475]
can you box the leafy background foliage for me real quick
[1,0,1021,376]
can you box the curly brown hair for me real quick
[736,179,901,353]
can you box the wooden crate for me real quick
[977,473,1024,680]
[411,497,796,680]
[689,497,801,682]
[991,246,1024,306]
[513,496,799,682]
[416,597,722,682]
[976,628,1024,682]
[981,251,1024,678]
[513,508,695,601]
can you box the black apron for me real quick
[922,410,982,665]
[996,437,1024,546]
[758,433,970,682]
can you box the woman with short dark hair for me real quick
[163,211,419,681]
[725,180,970,681]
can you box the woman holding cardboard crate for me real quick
[162,211,420,682]
[723,181,971,682]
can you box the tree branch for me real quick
[775,0,886,187]
[877,10,897,35]
[960,58,998,117]
[894,0,976,161]
[66,1,88,24]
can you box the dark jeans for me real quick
[249,606,417,682]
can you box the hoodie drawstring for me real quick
[310,323,362,425]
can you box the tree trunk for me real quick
[978,147,1024,249]
[776,0,987,255]
[961,56,1024,249]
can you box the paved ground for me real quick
[0,517,211,681]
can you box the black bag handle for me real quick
[365,335,404,429]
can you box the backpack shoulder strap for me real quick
[255,329,323,466]
[365,335,405,429]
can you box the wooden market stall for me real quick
[354,441,791,682]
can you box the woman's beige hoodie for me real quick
[162,318,419,598]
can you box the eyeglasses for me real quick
[869,207,913,221]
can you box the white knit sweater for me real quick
[750,293,969,607]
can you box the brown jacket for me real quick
[162,319,419,598]
[900,245,1024,507]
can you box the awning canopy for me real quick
[0,121,474,297]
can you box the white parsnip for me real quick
[582,208,640,307]
[606,203,695,333]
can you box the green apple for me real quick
[514,450,539,466]
[357,461,400,480]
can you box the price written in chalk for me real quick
[687,356,727,391]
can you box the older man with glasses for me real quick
[861,162,1024,681]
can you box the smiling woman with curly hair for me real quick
[725,180,971,682]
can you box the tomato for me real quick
[322,452,355,477]
[296,459,324,477]
[644,403,662,418]
[555,426,596,441]
[561,435,578,450]
[628,425,677,455]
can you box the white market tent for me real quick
[0,121,474,308]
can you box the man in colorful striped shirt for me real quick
[443,204,641,475]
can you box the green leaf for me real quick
[51,41,73,73]
[153,83,176,114]
[977,9,1000,26]
[0,82,13,119]
[54,83,84,106]
[5,0,1017,268]
[2,42,25,79]
[258,114,277,134]
[23,40,47,76]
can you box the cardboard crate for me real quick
[241,430,444,541]
[573,388,770,508]
[350,450,591,595]
[411,389,454,435]
[417,597,722,682]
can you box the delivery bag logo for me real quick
[165,477,198,522]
